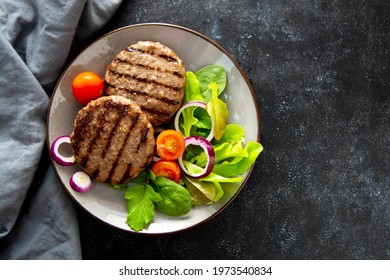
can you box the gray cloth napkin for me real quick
[0,0,122,259]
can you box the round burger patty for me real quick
[70,96,155,185]
[103,41,186,127]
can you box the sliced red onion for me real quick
[178,136,215,178]
[69,171,92,193]
[174,101,214,142]
[50,135,75,166]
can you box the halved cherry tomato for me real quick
[156,129,185,160]
[72,71,103,105]
[151,160,181,183]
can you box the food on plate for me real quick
[69,171,93,193]
[50,135,75,166]
[69,95,155,184]
[110,64,263,232]
[72,71,103,105]
[151,159,181,183]
[50,41,263,232]
[177,136,215,179]
[155,129,185,161]
[103,41,186,127]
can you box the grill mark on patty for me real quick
[120,163,132,184]
[83,106,111,168]
[79,103,125,172]
[104,42,185,127]
[113,58,184,79]
[71,96,155,184]
[71,104,96,155]
[136,127,151,152]
[142,153,154,169]
[84,102,135,181]
[101,108,124,159]
[104,81,180,106]
[125,46,179,63]
[106,111,140,183]
[108,69,182,92]
[141,107,171,120]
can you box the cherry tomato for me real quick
[72,71,103,105]
[151,160,181,183]
[156,129,185,160]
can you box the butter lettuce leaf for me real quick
[182,176,216,205]
[206,82,228,140]
[194,141,247,167]
[212,142,263,177]
[184,71,204,103]
[214,124,246,143]
[180,106,198,137]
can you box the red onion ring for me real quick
[69,171,92,193]
[178,136,215,178]
[174,101,214,142]
[50,135,75,166]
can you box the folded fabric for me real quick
[0,0,122,259]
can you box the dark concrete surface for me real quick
[72,0,390,259]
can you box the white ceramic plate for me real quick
[47,23,260,234]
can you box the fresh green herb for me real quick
[115,171,192,231]
[184,71,204,103]
[213,141,263,177]
[151,176,192,216]
[214,123,246,143]
[206,82,228,140]
[182,176,219,205]
[124,184,161,232]
[196,65,227,101]
[180,106,199,137]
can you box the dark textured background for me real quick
[69,0,390,259]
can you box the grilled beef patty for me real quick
[103,41,186,127]
[70,96,155,184]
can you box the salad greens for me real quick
[206,82,229,140]
[115,170,193,231]
[153,176,192,216]
[124,184,161,232]
[195,65,227,100]
[111,64,263,232]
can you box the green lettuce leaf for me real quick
[125,184,162,232]
[194,141,247,167]
[182,176,216,205]
[206,82,228,140]
[180,106,198,137]
[184,71,204,103]
[212,142,264,177]
[214,124,246,143]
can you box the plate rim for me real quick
[46,22,261,235]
